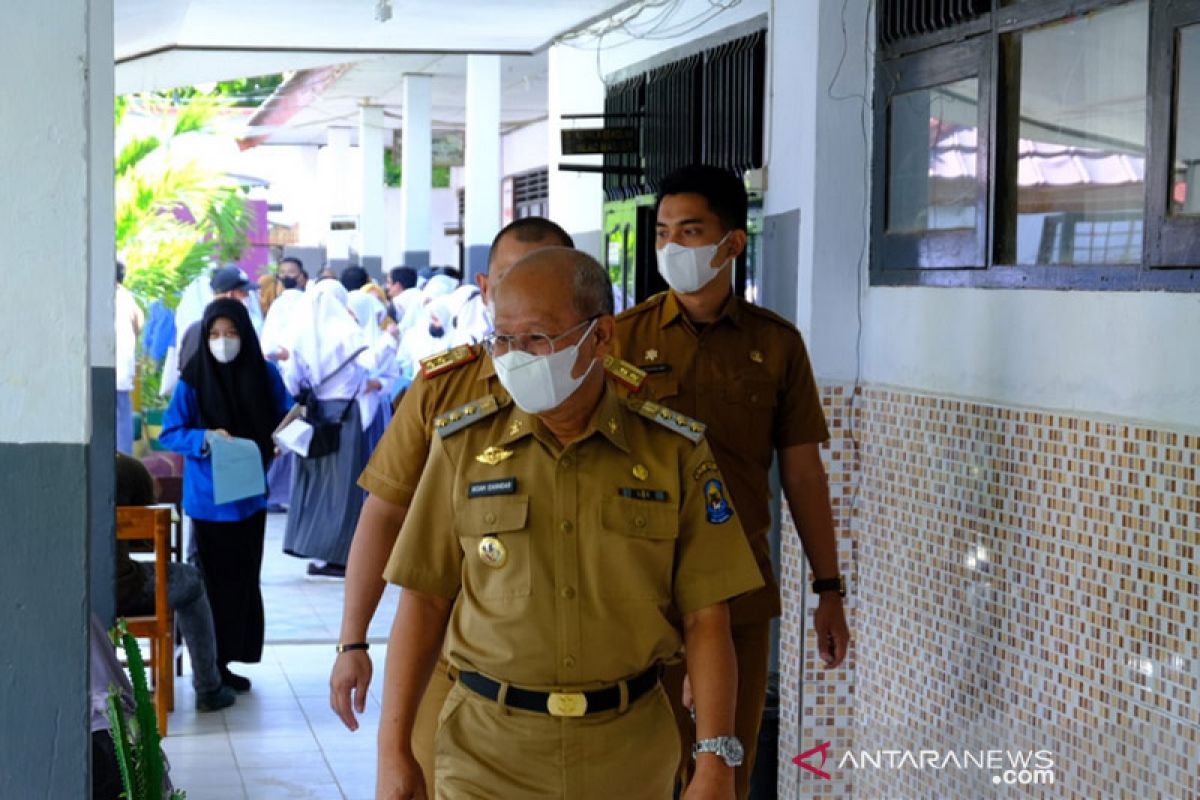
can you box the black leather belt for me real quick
[458,665,661,717]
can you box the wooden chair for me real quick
[116,504,174,736]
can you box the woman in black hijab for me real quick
[160,298,293,692]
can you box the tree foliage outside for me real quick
[384,147,452,189]
[115,93,251,311]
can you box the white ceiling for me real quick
[115,0,633,144]
[115,0,633,84]
[244,52,552,146]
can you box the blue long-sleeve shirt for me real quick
[158,364,292,522]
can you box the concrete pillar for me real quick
[0,0,113,794]
[401,74,433,268]
[464,54,502,280]
[359,105,386,275]
[548,44,607,260]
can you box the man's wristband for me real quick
[335,642,370,654]
[811,576,846,597]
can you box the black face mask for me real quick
[280,276,299,290]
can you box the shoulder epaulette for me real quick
[616,291,668,322]
[741,301,800,332]
[603,355,646,393]
[627,399,705,444]
[433,394,505,438]
[420,345,478,379]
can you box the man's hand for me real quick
[682,757,735,800]
[376,750,427,800]
[814,594,850,668]
[330,649,373,731]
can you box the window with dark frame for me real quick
[512,168,549,220]
[871,0,1200,290]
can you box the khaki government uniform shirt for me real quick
[358,345,498,506]
[382,385,764,689]
[614,291,830,624]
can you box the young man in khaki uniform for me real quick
[377,248,763,800]
[615,164,852,798]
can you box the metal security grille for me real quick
[701,30,766,178]
[877,0,990,48]
[601,26,767,200]
[512,169,549,218]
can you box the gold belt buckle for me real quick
[546,691,588,717]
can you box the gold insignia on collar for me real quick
[475,446,514,466]
[508,420,523,437]
[750,350,764,363]
[632,464,649,481]
[644,349,659,362]
[692,460,720,481]
[608,418,619,435]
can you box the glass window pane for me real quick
[888,78,979,232]
[1172,24,1200,216]
[1014,1,1148,265]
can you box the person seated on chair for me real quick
[115,453,236,711]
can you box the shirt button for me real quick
[563,655,576,668]
[483,512,497,524]
[561,586,576,599]
[560,456,573,469]
[633,515,646,528]
[560,520,574,534]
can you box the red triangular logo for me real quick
[793,741,833,780]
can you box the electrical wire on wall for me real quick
[554,0,745,85]
[824,0,875,518]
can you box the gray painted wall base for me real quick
[465,244,490,282]
[91,367,116,624]
[761,208,802,680]
[0,442,90,799]
[572,230,603,262]
[402,250,431,269]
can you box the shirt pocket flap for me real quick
[601,496,679,540]
[646,376,679,402]
[458,495,529,537]
[724,379,776,408]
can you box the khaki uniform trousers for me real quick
[412,656,456,782]
[434,680,679,799]
[662,620,772,800]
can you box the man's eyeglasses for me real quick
[484,315,599,357]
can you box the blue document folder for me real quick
[208,434,266,505]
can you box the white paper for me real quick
[273,418,314,458]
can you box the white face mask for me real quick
[208,336,241,364]
[493,320,598,414]
[655,232,732,294]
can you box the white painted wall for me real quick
[502,119,550,178]
[862,289,1200,430]
[547,44,604,236]
[0,0,109,444]
[384,187,459,269]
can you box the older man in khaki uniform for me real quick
[330,218,649,781]
[376,248,763,800]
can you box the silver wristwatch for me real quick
[692,736,745,767]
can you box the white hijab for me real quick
[292,279,366,387]
[259,287,306,358]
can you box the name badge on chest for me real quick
[468,478,518,498]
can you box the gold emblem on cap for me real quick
[644,349,659,362]
[475,446,514,466]
[750,350,764,363]
[632,464,649,481]
[478,536,508,568]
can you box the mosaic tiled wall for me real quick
[778,385,1199,798]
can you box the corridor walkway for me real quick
[161,512,400,799]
